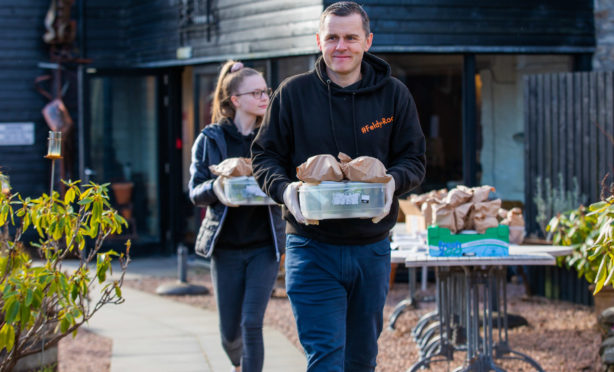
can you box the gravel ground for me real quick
[116,270,602,372]
[58,328,111,372]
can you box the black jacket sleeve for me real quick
[387,81,426,195]
[188,133,219,207]
[251,89,293,204]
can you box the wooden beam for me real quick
[462,54,477,187]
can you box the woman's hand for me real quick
[213,177,239,207]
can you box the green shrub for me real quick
[549,196,614,294]
[0,175,130,372]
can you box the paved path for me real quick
[63,256,306,372]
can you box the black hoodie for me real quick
[252,53,426,245]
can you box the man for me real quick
[251,2,426,371]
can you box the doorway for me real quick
[87,74,161,246]
[382,54,465,192]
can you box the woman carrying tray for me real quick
[188,60,285,372]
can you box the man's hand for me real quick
[213,176,239,207]
[372,176,395,224]
[283,182,318,225]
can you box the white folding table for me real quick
[404,251,556,372]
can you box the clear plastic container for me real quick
[224,176,276,205]
[298,181,386,220]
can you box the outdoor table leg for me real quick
[412,311,438,341]
[408,267,457,372]
[389,267,418,330]
[492,268,545,371]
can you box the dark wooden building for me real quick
[0,0,596,254]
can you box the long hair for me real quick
[210,60,262,124]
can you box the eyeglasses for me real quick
[234,88,272,99]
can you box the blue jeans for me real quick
[211,245,279,372]
[285,234,391,372]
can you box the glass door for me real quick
[87,75,160,244]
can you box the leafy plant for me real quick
[548,205,600,283]
[548,193,614,295]
[0,174,130,372]
[534,173,585,237]
[583,196,614,294]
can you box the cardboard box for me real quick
[427,225,509,257]
[398,199,426,235]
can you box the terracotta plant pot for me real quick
[590,284,614,316]
[120,207,132,220]
[111,182,134,205]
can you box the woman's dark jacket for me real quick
[188,121,285,260]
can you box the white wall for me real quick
[478,55,573,203]
[594,0,614,71]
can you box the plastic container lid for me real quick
[298,181,386,220]
[224,176,276,205]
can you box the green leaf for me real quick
[4,299,20,323]
[589,201,609,212]
[71,284,78,301]
[92,201,102,223]
[0,323,15,351]
[114,285,122,298]
[606,259,614,288]
[64,187,76,205]
[0,204,8,226]
[20,302,30,329]
[77,197,93,206]
[60,317,70,333]
[25,288,33,306]
[595,255,609,294]
[89,223,98,238]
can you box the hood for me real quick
[314,52,391,94]
[201,121,228,158]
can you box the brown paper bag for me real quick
[454,202,473,232]
[504,207,525,244]
[436,188,449,198]
[507,208,525,226]
[209,157,252,177]
[296,154,344,183]
[433,203,457,233]
[296,154,343,184]
[472,199,502,217]
[421,197,442,227]
[428,188,448,201]
[473,212,499,234]
[337,152,391,183]
[444,187,473,207]
[472,185,495,203]
[410,193,428,209]
[497,208,509,221]
[468,199,501,232]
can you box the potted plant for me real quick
[0,173,130,371]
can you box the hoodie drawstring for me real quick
[327,80,342,154]
[351,93,358,157]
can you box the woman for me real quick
[188,60,284,372]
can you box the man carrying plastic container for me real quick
[251,2,426,371]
